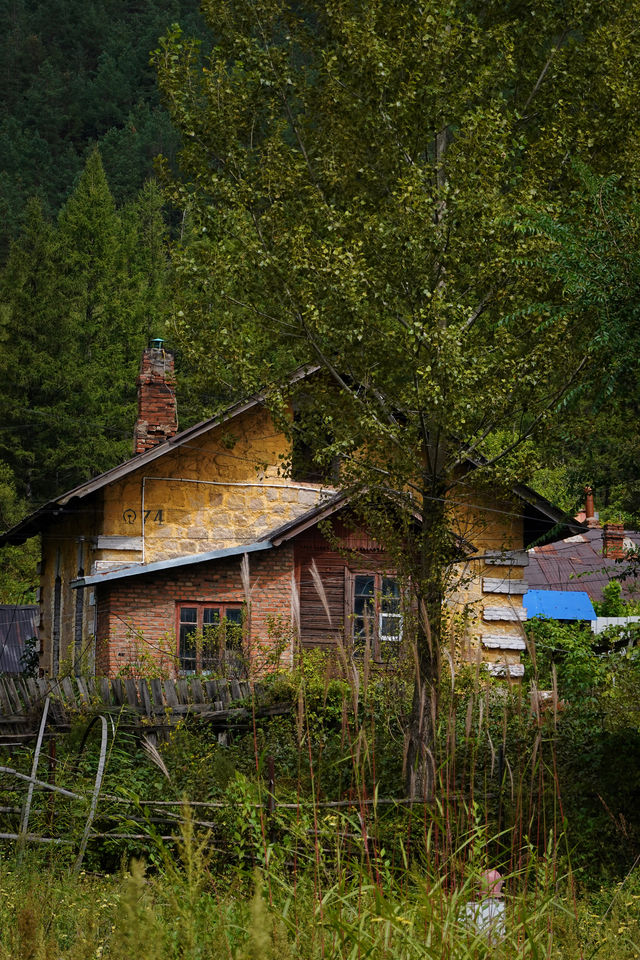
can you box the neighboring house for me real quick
[527,508,640,605]
[0,343,581,679]
[0,604,38,675]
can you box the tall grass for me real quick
[2,587,640,956]
[1,808,639,958]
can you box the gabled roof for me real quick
[1,359,584,548]
[0,364,318,546]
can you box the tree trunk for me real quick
[404,474,447,800]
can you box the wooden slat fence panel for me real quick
[163,680,179,709]
[124,679,139,709]
[0,674,268,738]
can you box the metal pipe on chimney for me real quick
[584,485,599,528]
[584,485,594,520]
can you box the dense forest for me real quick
[0,1,210,599]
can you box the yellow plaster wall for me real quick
[448,489,527,670]
[99,406,330,564]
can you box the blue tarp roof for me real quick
[523,590,596,621]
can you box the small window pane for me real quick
[380,613,402,640]
[179,622,197,673]
[224,608,243,651]
[353,577,375,654]
[354,576,375,597]
[200,609,221,672]
[180,607,197,624]
[381,579,401,616]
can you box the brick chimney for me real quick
[133,340,178,454]
[603,522,625,559]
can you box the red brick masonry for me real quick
[133,346,178,454]
[95,545,294,676]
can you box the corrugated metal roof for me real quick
[527,528,640,602]
[0,605,38,674]
[72,540,274,588]
[523,590,597,620]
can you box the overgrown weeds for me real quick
[2,637,640,957]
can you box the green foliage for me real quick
[18,634,40,677]
[595,581,627,617]
[0,460,38,600]
[524,170,640,520]
[2,646,640,952]
[525,617,604,694]
[154,0,640,797]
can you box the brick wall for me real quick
[95,545,294,676]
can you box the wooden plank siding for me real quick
[294,517,394,649]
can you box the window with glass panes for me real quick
[351,574,402,658]
[177,604,243,673]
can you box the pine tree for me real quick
[0,197,69,501]
[55,148,148,484]
[0,151,166,506]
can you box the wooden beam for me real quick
[486,662,525,678]
[483,578,529,595]
[481,635,526,650]
[483,606,527,622]
[483,550,529,567]
[95,536,143,551]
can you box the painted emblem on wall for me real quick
[122,509,164,524]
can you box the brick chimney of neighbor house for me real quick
[133,339,178,454]
[603,522,625,559]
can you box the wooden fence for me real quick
[0,674,285,743]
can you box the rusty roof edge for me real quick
[514,482,588,535]
[71,539,274,589]
[262,488,478,554]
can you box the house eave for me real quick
[71,540,274,588]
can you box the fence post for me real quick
[47,737,57,828]
[18,696,50,851]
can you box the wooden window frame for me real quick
[344,570,403,661]
[176,602,244,675]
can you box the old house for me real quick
[0,342,581,679]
